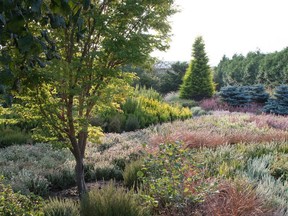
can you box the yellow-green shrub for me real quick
[93,92,192,133]
[0,176,44,215]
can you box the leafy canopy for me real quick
[0,0,177,195]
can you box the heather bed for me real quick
[1,112,288,215]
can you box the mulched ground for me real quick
[48,181,123,200]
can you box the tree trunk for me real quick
[75,156,87,198]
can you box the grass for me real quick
[81,182,149,216]
[200,181,275,215]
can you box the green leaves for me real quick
[0,0,177,195]
[31,0,43,13]
[6,15,25,34]
[82,0,90,11]
[49,14,66,28]
[17,34,34,53]
[215,48,288,88]
[140,142,209,213]
[51,0,71,15]
[0,13,6,25]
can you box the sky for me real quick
[152,0,288,66]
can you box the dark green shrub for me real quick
[81,182,149,216]
[0,127,31,148]
[263,85,288,115]
[0,176,44,215]
[94,167,123,181]
[84,163,96,182]
[107,113,125,133]
[112,158,127,171]
[43,198,79,216]
[46,169,76,190]
[128,152,143,161]
[89,115,105,128]
[123,160,143,190]
[125,114,140,131]
[158,62,188,94]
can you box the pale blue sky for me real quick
[152,0,288,66]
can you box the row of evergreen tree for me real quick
[219,85,288,115]
[214,48,288,89]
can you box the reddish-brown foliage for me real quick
[200,182,275,216]
[199,97,263,114]
[149,130,288,150]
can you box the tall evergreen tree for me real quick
[180,36,215,100]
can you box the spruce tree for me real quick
[180,36,215,101]
[263,85,288,115]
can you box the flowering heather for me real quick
[149,113,288,149]
[199,97,226,111]
[199,97,264,114]
[247,115,288,131]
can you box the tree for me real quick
[223,54,245,85]
[213,48,288,88]
[159,61,188,94]
[263,85,288,115]
[214,55,228,90]
[219,85,268,107]
[0,0,176,197]
[180,36,215,101]
[257,48,288,87]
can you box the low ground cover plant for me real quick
[0,176,44,215]
[140,142,213,215]
[0,112,287,215]
[0,126,31,148]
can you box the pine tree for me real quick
[180,36,215,101]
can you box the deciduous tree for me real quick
[0,0,176,196]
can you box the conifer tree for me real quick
[180,36,215,100]
[263,85,288,115]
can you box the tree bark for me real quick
[75,156,87,198]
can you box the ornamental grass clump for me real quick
[80,182,149,216]
[201,181,275,216]
[123,159,143,190]
[43,198,79,216]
